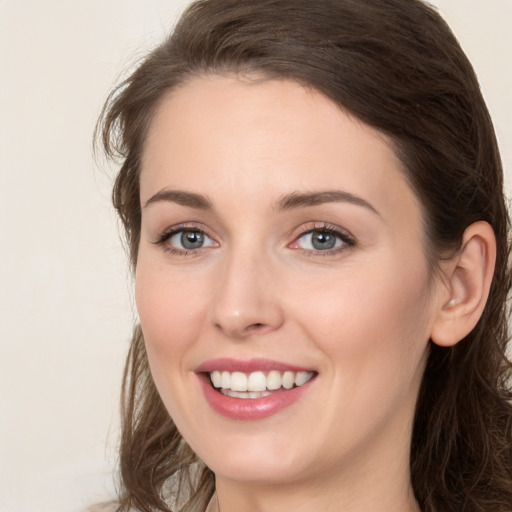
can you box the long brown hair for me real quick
[97,0,512,510]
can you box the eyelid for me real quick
[151,221,355,257]
[288,222,356,254]
[152,222,219,254]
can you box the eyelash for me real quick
[152,223,217,256]
[152,222,356,257]
[292,223,356,257]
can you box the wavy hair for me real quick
[97,0,512,510]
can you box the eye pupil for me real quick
[312,231,336,250]
[181,231,204,249]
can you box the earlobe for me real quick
[430,221,496,347]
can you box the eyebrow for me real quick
[276,190,380,216]
[143,188,379,216]
[144,189,213,210]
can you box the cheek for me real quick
[293,255,433,390]
[283,259,433,456]
[134,261,216,434]
[135,261,210,370]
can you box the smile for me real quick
[196,359,318,420]
[209,370,315,399]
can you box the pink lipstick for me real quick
[196,358,317,420]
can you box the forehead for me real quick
[140,75,421,227]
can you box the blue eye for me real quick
[171,230,207,250]
[307,231,339,250]
[297,230,343,250]
[156,228,217,253]
[293,227,354,253]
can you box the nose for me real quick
[210,248,285,340]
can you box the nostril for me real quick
[245,322,266,334]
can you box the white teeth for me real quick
[221,371,231,389]
[247,371,267,391]
[282,371,295,390]
[209,369,315,394]
[211,370,222,388]
[295,371,311,386]
[221,389,273,399]
[267,370,282,390]
[230,372,248,391]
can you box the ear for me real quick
[430,221,496,347]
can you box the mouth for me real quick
[208,370,316,399]
[196,359,318,420]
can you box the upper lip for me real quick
[195,358,315,374]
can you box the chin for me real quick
[205,452,309,485]
[179,421,304,482]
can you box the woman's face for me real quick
[136,76,441,486]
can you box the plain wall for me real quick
[1,1,510,511]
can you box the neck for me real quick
[210,439,420,512]
[210,480,420,512]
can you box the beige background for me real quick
[1,1,510,511]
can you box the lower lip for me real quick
[198,374,315,420]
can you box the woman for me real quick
[97,0,512,510]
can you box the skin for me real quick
[136,76,448,512]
